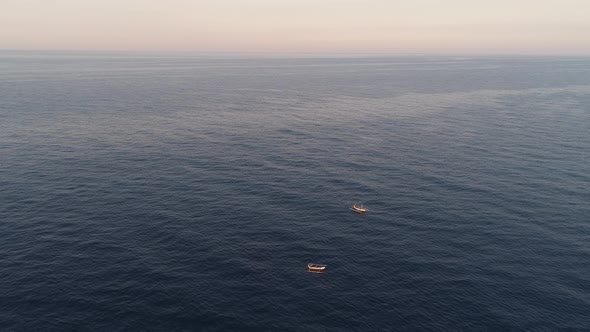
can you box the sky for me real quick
[1,0,589,54]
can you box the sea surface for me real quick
[1,52,589,331]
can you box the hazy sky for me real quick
[1,0,589,54]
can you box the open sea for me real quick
[1,52,589,331]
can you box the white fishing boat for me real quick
[351,203,368,213]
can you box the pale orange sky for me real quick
[1,0,589,54]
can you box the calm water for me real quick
[1,52,589,331]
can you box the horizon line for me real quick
[2,49,590,58]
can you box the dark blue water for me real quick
[1,52,589,331]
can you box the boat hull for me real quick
[351,207,367,213]
[307,263,327,273]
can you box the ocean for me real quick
[1,52,589,330]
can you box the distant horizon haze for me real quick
[1,0,589,55]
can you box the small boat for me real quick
[351,203,368,213]
[307,263,327,273]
